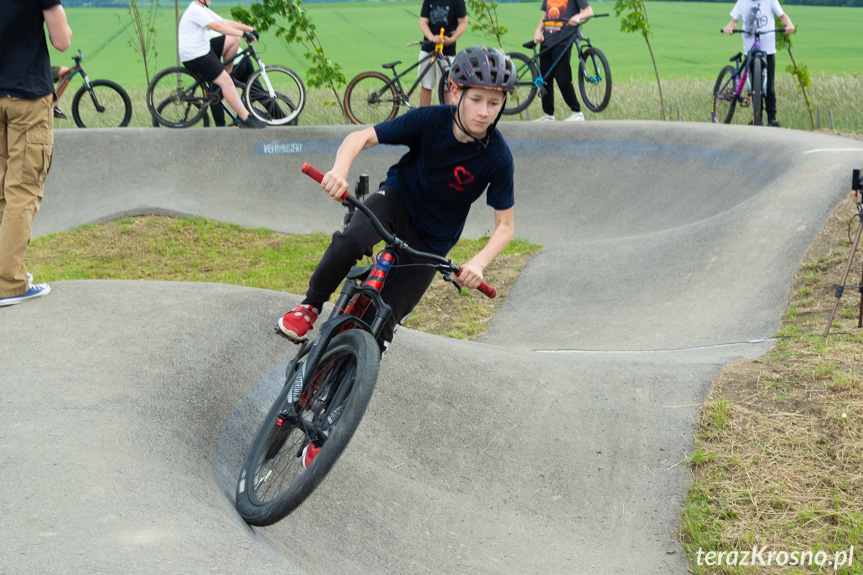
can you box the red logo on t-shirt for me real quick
[450,166,475,191]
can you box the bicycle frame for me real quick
[54,52,89,101]
[527,15,607,95]
[379,45,450,107]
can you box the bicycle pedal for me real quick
[274,327,306,344]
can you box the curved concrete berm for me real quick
[3,122,862,574]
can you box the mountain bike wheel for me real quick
[147,67,209,128]
[344,71,399,125]
[502,52,538,116]
[235,329,380,526]
[151,99,210,128]
[711,65,738,124]
[751,57,764,127]
[577,47,612,113]
[244,65,305,126]
[71,80,132,128]
[437,74,450,106]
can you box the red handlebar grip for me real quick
[457,267,497,299]
[301,162,324,183]
[477,282,497,299]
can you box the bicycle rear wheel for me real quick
[244,65,305,126]
[147,67,209,128]
[577,47,612,113]
[710,65,738,124]
[502,52,538,116]
[235,329,380,526]
[71,80,132,128]
[344,71,399,125]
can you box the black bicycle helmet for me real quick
[448,46,517,95]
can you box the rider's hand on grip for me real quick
[457,267,497,299]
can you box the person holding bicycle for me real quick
[177,0,266,128]
[418,0,467,106]
[722,0,795,127]
[533,0,594,122]
[279,46,516,351]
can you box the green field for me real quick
[51,2,862,131]
[56,2,862,88]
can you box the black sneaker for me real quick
[768,120,781,128]
[238,115,267,129]
[53,106,67,120]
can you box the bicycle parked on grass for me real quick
[146,34,305,128]
[710,28,784,126]
[54,50,132,128]
[234,163,497,526]
[503,14,612,116]
[344,30,451,125]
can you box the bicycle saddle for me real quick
[347,265,374,282]
[522,41,537,49]
[382,61,401,70]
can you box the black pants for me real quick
[303,187,438,345]
[539,41,581,115]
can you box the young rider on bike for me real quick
[278,45,517,351]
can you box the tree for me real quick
[775,20,814,129]
[466,0,507,49]
[116,0,159,85]
[614,0,666,120]
[231,0,346,115]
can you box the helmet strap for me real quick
[452,89,507,150]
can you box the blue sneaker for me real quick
[0,283,51,307]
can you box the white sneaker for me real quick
[565,111,585,122]
[533,114,555,122]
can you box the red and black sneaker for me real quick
[301,442,321,469]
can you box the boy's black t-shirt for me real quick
[0,0,62,99]
[419,0,467,57]
[374,105,515,255]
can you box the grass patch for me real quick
[27,215,542,340]
[681,153,863,573]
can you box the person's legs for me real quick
[211,70,249,120]
[552,44,581,113]
[219,35,241,75]
[765,53,777,125]
[0,95,52,298]
[539,49,556,116]
[418,50,435,107]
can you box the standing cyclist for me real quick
[418,0,467,106]
[177,0,266,128]
[723,0,795,127]
[278,46,517,354]
[533,0,593,122]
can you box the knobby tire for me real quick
[245,65,305,126]
[235,329,380,526]
[71,80,132,128]
[147,67,209,128]
[751,57,763,127]
[502,52,538,116]
[345,71,399,125]
[577,47,612,113]
[711,65,737,124]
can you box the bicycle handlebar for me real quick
[300,163,497,299]
[723,27,786,34]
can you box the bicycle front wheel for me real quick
[577,47,612,113]
[710,65,738,124]
[235,329,380,526]
[344,71,399,125]
[147,67,209,128]
[245,65,306,126]
[502,52,538,116]
[751,57,764,126]
[71,80,132,128]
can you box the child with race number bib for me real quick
[278,46,517,352]
[722,0,795,127]
[533,0,593,122]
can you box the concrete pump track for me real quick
[3,122,863,574]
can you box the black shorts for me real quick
[182,36,227,82]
